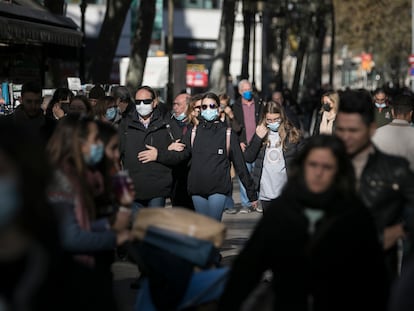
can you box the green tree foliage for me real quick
[334,0,411,83]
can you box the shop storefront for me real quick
[0,1,82,86]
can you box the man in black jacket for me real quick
[335,89,414,280]
[168,92,194,210]
[119,86,187,212]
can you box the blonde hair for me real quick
[320,91,340,114]
[261,101,301,150]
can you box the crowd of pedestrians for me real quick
[2,78,414,310]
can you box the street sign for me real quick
[361,53,373,72]
[410,65,414,76]
[409,54,414,64]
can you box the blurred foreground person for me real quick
[0,120,111,310]
[219,135,389,311]
[335,90,414,280]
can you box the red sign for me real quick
[186,70,208,88]
[361,52,373,71]
[409,54,414,64]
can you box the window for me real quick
[166,0,221,9]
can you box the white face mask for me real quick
[375,103,387,109]
[136,103,153,117]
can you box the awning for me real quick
[0,2,82,48]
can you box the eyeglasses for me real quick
[135,99,153,105]
[201,103,218,110]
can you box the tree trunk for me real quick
[261,5,278,98]
[274,23,287,90]
[44,0,66,87]
[126,1,156,90]
[209,0,236,94]
[241,0,253,80]
[292,33,308,100]
[329,0,335,88]
[292,10,312,100]
[90,0,130,84]
[302,3,327,98]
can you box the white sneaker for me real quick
[239,206,251,214]
[225,208,238,214]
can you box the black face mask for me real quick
[61,103,70,114]
[322,103,332,112]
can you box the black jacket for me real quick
[183,120,257,201]
[312,111,336,136]
[359,148,414,234]
[167,114,194,209]
[219,185,389,311]
[244,133,304,191]
[358,148,414,279]
[119,108,187,200]
[232,96,263,144]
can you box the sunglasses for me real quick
[135,99,153,105]
[201,103,218,110]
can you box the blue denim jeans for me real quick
[131,197,166,216]
[238,162,255,208]
[224,195,234,210]
[192,194,227,221]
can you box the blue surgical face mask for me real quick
[174,111,186,121]
[84,143,104,166]
[0,178,21,229]
[375,103,387,108]
[242,90,253,101]
[267,121,281,132]
[106,107,117,120]
[201,109,218,121]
